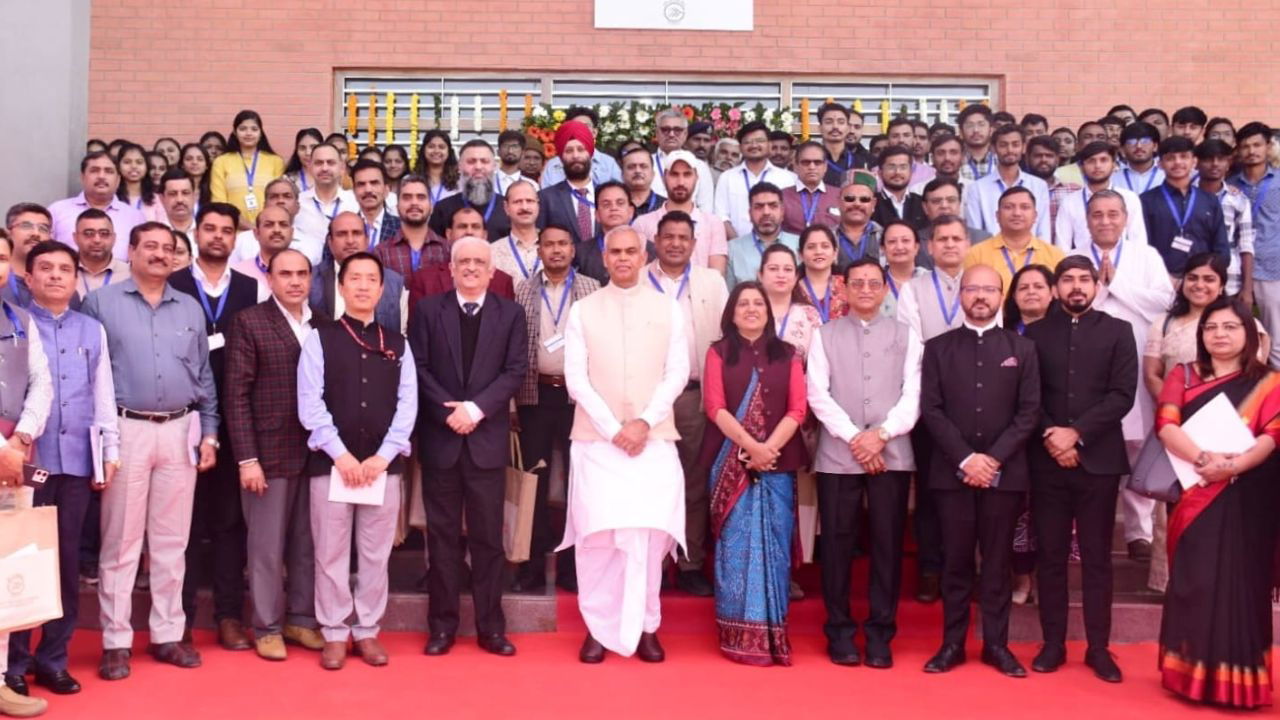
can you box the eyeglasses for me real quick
[961,285,1001,294]
[657,126,686,135]
[842,195,874,203]
[1123,138,1155,148]
[11,221,51,234]
[77,229,114,239]
[741,137,768,146]
[796,159,825,167]
[1203,322,1244,333]
[847,279,883,290]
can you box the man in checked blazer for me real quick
[224,248,325,660]
[510,223,601,593]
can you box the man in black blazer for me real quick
[920,263,1041,678]
[409,236,528,658]
[1023,255,1136,683]
[427,140,511,241]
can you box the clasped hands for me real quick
[849,429,887,474]
[1194,451,1238,486]
[444,401,478,435]
[1043,426,1081,468]
[611,419,650,458]
[961,453,1000,488]
[333,452,389,488]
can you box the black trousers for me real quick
[1031,463,1120,649]
[516,385,575,582]
[79,491,100,575]
[182,442,246,625]
[816,471,910,651]
[910,427,943,575]
[424,451,506,636]
[8,474,91,674]
[936,487,1022,647]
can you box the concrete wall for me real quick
[0,0,90,209]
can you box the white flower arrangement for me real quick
[532,105,548,119]
[473,95,483,133]
[599,105,612,119]
[449,95,461,141]
[636,110,651,124]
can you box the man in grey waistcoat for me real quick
[806,257,923,669]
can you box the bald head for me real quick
[602,226,644,288]
[328,211,367,262]
[959,264,1002,324]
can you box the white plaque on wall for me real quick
[594,0,754,31]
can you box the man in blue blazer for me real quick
[408,235,528,658]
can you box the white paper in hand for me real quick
[328,467,388,506]
[1167,392,1258,490]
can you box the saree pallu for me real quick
[1158,370,1280,709]
[709,369,794,666]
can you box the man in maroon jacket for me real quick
[408,206,515,307]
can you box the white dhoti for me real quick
[559,438,685,657]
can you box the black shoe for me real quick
[579,634,605,664]
[826,640,861,666]
[33,669,81,695]
[478,633,516,656]
[98,649,131,681]
[676,570,714,597]
[864,646,893,669]
[423,633,455,656]
[148,641,201,668]
[1127,539,1152,562]
[923,643,966,673]
[915,573,941,603]
[1031,643,1066,673]
[636,632,665,662]
[981,645,1027,678]
[510,569,547,594]
[556,572,579,593]
[2,674,28,696]
[1085,647,1123,683]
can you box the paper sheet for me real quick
[90,424,104,487]
[1168,393,1258,490]
[327,466,387,506]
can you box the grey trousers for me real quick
[241,475,318,635]
[309,473,401,643]
[674,387,707,571]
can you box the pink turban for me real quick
[554,120,595,158]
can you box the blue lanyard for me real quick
[1090,240,1122,270]
[752,232,766,254]
[508,235,541,280]
[595,231,606,254]
[931,270,960,326]
[655,154,664,178]
[240,149,260,189]
[2,303,25,340]
[365,216,380,247]
[430,183,446,205]
[1242,173,1275,224]
[742,167,770,192]
[1124,168,1157,194]
[648,264,690,300]
[1160,184,1198,234]
[802,275,831,323]
[1000,245,1033,277]
[799,188,820,225]
[642,193,660,214]
[994,175,1024,194]
[826,150,853,175]
[464,192,498,223]
[299,172,309,192]
[540,270,575,326]
[777,307,791,339]
[410,247,423,272]
[837,226,870,263]
[194,276,230,329]
[886,272,900,299]
[254,255,269,275]
[312,197,339,222]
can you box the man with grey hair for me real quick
[428,140,511,241]
[652,108,716,211]
[411,235,527,658]
[233,176,324,266]
[560,225,689,663]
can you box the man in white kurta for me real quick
[560,226,689,663]
[1067,189,1174,554]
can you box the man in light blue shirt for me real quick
[725,182,799,288]
[964,125,1051,240]
[537,108,622,187]
[1230,122,1280,366]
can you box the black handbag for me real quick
[1125,362,1190,504]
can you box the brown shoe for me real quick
[353,637,389,666]
[98,648,131,681]
[320,641,347,670]
[148,641,201,668]
[916,573,941,604]
[636,632,665,663]
[254,633,287,661]
[218,618,252,651]
[579,634,605,664]
[0,686,47,717]
[282,624,325,651]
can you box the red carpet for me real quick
[33,586,1261,719]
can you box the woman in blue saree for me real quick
[699,281,809,666]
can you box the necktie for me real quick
[574,191,593,242]
[464,302,479,316]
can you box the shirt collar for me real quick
[964,318,1000,336]
[122,277,179,303]
[797,180,827,193]
[456,291,487,311]
[193,260,232,292]
[28,301,70,321]
[272,295,311,326]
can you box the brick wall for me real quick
[89,0,1280,146]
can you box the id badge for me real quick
[542,334,565,353]
[1171,235,1193,253]
[208,332,225,351]
[243,192,259,211]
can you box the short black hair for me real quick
[1098,115,1126,129]
[1236,121,1272,146]
[1120,121,1160,145]
[497,130,526,147]
[929,122,955,136]
[922,177,962,200]
[75,208,111,228]
[80,151,117,174]
[1054,254,1098,283]
[736,121,770,143]
[25,240,79,275]
[351,158,388,183]
[767,130,794,144]
[747,181,783,204]
[397,173,431,195]
[1076,120,1104,137]
[1137,108,1169,126]
[594,180,628,204]
[1026,135,1058,155]
[656,210,696,236]
[128,221,176,249]
[538,222,576,240]
[957,105,993,126]
[929,133,963,153]
[196,202,241,229]
[1194,139,1234,160]
[158,167,195,195]
[564,106,600,127]
[885,116,914,134]
[1157,135,1196,156]
[991,124,1025,143]
[877,144,913,167]
[844,257,886,283]
[1205,116,1235,135]
[1020,113,1048,128]
[1172,106,1208,127]
[998,185,1036,207]
[267,248,312,274]
[1107,104,1137,118]
[816,102,849,122]
[338,251,384,284]
[1077,141,1116,162]
[5,203,51,228]
[991,111,1017,126]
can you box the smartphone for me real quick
[22,464,49,487]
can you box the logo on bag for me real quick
[6,574,23,596]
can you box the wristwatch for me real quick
[202,437,221,450]
[105,459,121,470]
[876,427,890,443]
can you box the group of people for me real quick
[0,98,1278,718]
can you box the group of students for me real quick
[0,98,1277,718]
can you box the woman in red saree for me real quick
[1155,297,1280,709]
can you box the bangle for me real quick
[1194,451,1210,468]
[238,458,259,467]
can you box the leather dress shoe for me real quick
[148,641,202,668]
[424,633,455,656]
[478,633,516,656]
[923,643,966,673]
[98,649,131,681]
[34,669,81,695]
[353,637,389,666]
[1031,643,1066,673]
[826,641,861,666]
[282,624,326,651]
[218,618,252,651]
[636,632,665,662]
[981,645,1027,678]
[2,675,27,696]
[915,573,941,604]
[254,634,287,661]
[320,641,347,670]
[864,646,893,669]
[579,634,605,664]
[676,570,714,597]
[1127,539,1152,562]
[1085,647,1123,683]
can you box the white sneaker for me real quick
[0,686,48,717]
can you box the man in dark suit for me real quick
[873,145,928,230]
[407,207,515,306]
[167,202,265,651]
[310,211,406,333]
[537,122,606,249]
[1023,255,1136,683]
[920,263,1041,678]
[427,140,510,241]
[409,236,528,658]
[351,160,401,250]
[569,181,655,286]
[224,248,326,661]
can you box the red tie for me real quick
[574,190,593,242]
